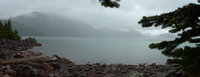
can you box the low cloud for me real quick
[0,0,196,36]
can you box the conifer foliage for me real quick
[0,20,21,40]
[99,0,120,8]
[138,3,200,76]
[99,0,200,76]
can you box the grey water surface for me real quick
[29,37,169,64]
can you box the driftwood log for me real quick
[0,57,58,64]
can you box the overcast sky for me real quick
[0,0,197,36]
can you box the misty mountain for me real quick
[97,29,144,37]
[13,12,97,37]
[12,12,144,37]
[158,33,177,38]
[12,21,44,36]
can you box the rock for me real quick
[139,62,148,67]
[3,75,10,77]
[5,69,16,75]
[0,75,2,77]
[0,38,41,51]
[150,63,156,67]
[149,72,161,77]
[5,65,11,69]
[12,53,24,58]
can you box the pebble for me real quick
[5,69,16,75]
[3,75,10,77]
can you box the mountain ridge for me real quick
[10,12,145,37]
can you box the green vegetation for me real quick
[99,0,120,8]
[138,3,200,76]
[100,0,200,76]
[0,20,21,40]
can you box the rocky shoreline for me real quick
[0,38,172,77]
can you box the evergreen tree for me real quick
[0,21,3,38]
[99,0,200,76]
[138,3,200,76]
[99,0,120,8]
[0,20,21,40]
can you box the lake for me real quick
[28,37,169,64]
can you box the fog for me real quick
[0,0,196,37]
[1,0,196,65]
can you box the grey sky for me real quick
[0,0,197,36]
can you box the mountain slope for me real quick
[13,12,97,37]
[12,12,144,37]
[12,21,44,36]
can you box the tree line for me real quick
[0,20,21,40]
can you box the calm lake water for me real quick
[28,37,169,64]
